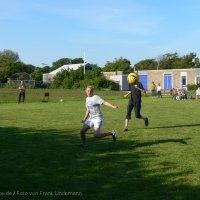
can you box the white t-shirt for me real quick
[157,85,162,91]
[86,95,105,119]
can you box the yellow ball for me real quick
[127,72,138,84]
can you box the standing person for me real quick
[150,81,156,97]
[196,80,200,99]
[157,83,162,98]
[18,80,26,103]
[124,81,149,131]
[80,85,118,147]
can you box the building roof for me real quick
[49,63,85,75]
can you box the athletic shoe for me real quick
[111,130,117,142]
[124,128,128,132]
[144,117,149,127]
[79,143,88,147]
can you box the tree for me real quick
[30,66,51,83]
[50,69,71,88]
[30,68,43,82]
[51,58,72,71]
[180,53,197,68]
[72,58,84,64]
[158,53,179,69]
[103,57,132,72]
[134,52,200,70]
[40,65,51,73]
[23,64,36,74]
[134,59,156,70]
[85,64,102,79]
[158,52,199,69]
[194,57,200,68]
[0,49,20,63]
[0,50,37,82]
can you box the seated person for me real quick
[171,88,178,100]
[180,89,187,100]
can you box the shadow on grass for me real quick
[149,123,200,129]
[135,137,191,147]
[0,127,200,200]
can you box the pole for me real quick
[83,52,86,75]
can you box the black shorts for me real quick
[125,100,141,119]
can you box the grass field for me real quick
[0,89,200,200]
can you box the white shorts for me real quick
[84,117,103,129]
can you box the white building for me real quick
[43,63,85,83]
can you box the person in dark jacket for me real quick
[124,81,149,131]
[18,80,26,103]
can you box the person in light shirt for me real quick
[157,83,162,98]
[79,85,118,147]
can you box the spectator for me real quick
[157,83,162,98]
[150,81,156,97]
[18,80,26,103]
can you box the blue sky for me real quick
[1,0,200,67]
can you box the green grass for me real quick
[0,88,124,103]
[0,89,200,200]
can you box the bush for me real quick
[106,80,119,90]
[5,83,18,89]
[72,81,81,89]
[187,84,196,91]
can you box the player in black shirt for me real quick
[124,81,149,131]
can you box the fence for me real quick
[7,80,35,86]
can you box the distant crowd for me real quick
[149,81,200,100]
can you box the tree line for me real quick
[134,52,200,71]
[0,49,200,89]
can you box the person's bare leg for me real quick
[94,128,117,142]
[94,128,112,137]
[124,119,129,131]
[80,124,90,146]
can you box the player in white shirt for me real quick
[80,85,118,147]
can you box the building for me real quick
[102,71,129,91]
[144,68,200,91]
[43,63,86,83]
[103,68,200,91]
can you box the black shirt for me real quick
[130,82,144,103]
